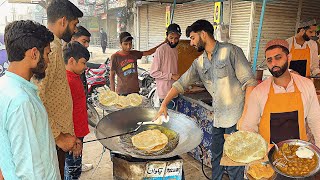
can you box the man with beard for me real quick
[0,20,61,179]
[155,19,256,180]
[32,0,83,178]
[286,19,319,77]
[241,39,320,150]
[150,23,181,109]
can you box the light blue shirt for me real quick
[173,42,257,128]
[0,71,60,180]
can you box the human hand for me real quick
[0,169,3,180]
[71,138,83,158]
[154,104,168,121]
[236,116,244,130]
[171,74,181,81]
[55,133,77,152]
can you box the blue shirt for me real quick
[0,72,60,180]
[173,42,257,128]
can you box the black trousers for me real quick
[56,146,66,179]
[102,46,106,53]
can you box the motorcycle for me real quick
[137,67,159,107]
[86,59,110,93]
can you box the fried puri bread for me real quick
[116,96,129,108]
[224,131,268,163]
[127,93,143,107]
[98,89,119,106]
[131,129,168,152]
[247,163,274,179]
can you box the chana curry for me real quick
[273,143,318,176]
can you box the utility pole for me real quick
[11,4,16,21]
[0,0,7,7]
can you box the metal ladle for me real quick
[272,141,279,151]
[272,141,291,162]
[83,122,144,143]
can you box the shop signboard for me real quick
[88,17,99,32]
[108,0,126,9]
[213,2,221,30]
[165,5,170,28]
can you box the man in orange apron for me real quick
[286,19,319,77]
[240,39,320,148]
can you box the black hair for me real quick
[47,0,83,24]
[4,20,54,62]
[186,19,214,38]
[297,24,317,34]
[119,32,133,43]
[63,41,90,64]
[73,26,91,38]
[266,45,289,55]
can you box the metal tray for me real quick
[95,96,150,112]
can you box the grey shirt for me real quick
[173,41,257,128]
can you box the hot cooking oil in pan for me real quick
[119,125,179,156]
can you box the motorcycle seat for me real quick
[86,62,103,69]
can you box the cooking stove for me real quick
[111,152,184,180]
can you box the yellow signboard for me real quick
[166,6,171,28]
[213,2,221,30]
[165,5,171,37]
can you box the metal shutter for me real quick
[147,4,167,49]
[138,5,148,51]
[173,2,214,39]
[300,0,320,21]
[229,0,253,59]
[138,2,215,49]
[250,0,299,66]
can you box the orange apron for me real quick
[289,39,311,77]
[259,80,308,144]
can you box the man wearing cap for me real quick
[150,23,181,109]
[240,39,320,148]
[286,19,319,77]
[110,32,165,95]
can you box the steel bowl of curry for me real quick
[268,139,320,178]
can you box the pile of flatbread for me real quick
[98,89,143,108]
[223,131,268,163]
[131,129,168,152]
